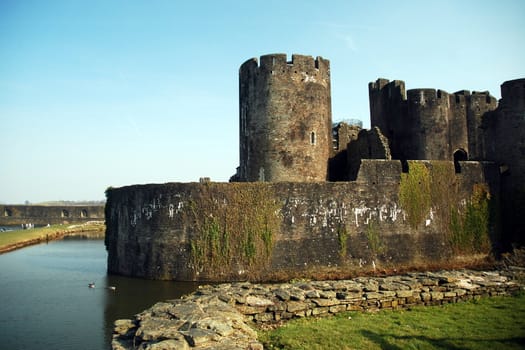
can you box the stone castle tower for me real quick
[368,79,497,162]
[237,54,332,182]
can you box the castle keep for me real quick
[237,54,332,182]
[105,54,524,282]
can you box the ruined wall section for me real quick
[105,160,499,281]
[238,54,332,182]
[329,122,361,181]
[346,127,391,180]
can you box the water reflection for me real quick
[0,238,199,350]
[102,274,199,345]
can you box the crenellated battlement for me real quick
[369,78,406,99]
[471,91,497,105]
[453,90,470,104]
[407,88,451,107]
[240,53,330,83]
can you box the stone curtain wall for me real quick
[105,160,500,282]
[0,205,105,226]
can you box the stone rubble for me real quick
[112,268,524,349]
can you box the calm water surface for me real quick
[0,238,199,350]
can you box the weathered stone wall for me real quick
[105,160,500,282]
[238,54,332,182]
[0,205,105,226]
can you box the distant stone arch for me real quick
[453,149,468,173]
[61,209,70,218]
[4,208,12,217]
[80,209,88,218]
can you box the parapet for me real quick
[471,91,497,105]
[407,88,451,107]
[369,78,406,99]
[240,53,330,82]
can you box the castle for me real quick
[105,54,524,281]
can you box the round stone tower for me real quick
[238,53,332,182]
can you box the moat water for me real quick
[0,238,199,350]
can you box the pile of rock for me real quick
[112,269,524,349]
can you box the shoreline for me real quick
[0,221,105,254]
[112,267,525,350]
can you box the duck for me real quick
[88,282,95,288]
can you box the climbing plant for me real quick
[186,183,281,278]
[398,161,494,255]
[449,183,491,254]
[399,162,432,229]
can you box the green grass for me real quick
[0,222,105,251]
[259,293,525,350]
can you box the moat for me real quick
[0,238,199,350]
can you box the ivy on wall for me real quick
[399,162,432,229]
[449,183,491,254]
[186,183,281,278]
[399,161,493,254]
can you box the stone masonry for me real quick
[112,268,525,350]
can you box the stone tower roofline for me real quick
[368,78,406,98]
[369,78,497,106]
[500,78,525,109]
[240,53,330,83]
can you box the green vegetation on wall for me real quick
[337,224,348,259]
[399,161,493,254]
[449,184,491,254]
[365,219,384,256]
[186,183,281,278]
[399,162,432,229]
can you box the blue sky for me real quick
[1,0,524,204]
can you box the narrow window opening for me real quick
[310,131,316,145]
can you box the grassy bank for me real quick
[0,222,105,254]
[259,293,525,350]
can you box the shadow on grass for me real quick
[361,330,525,350]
